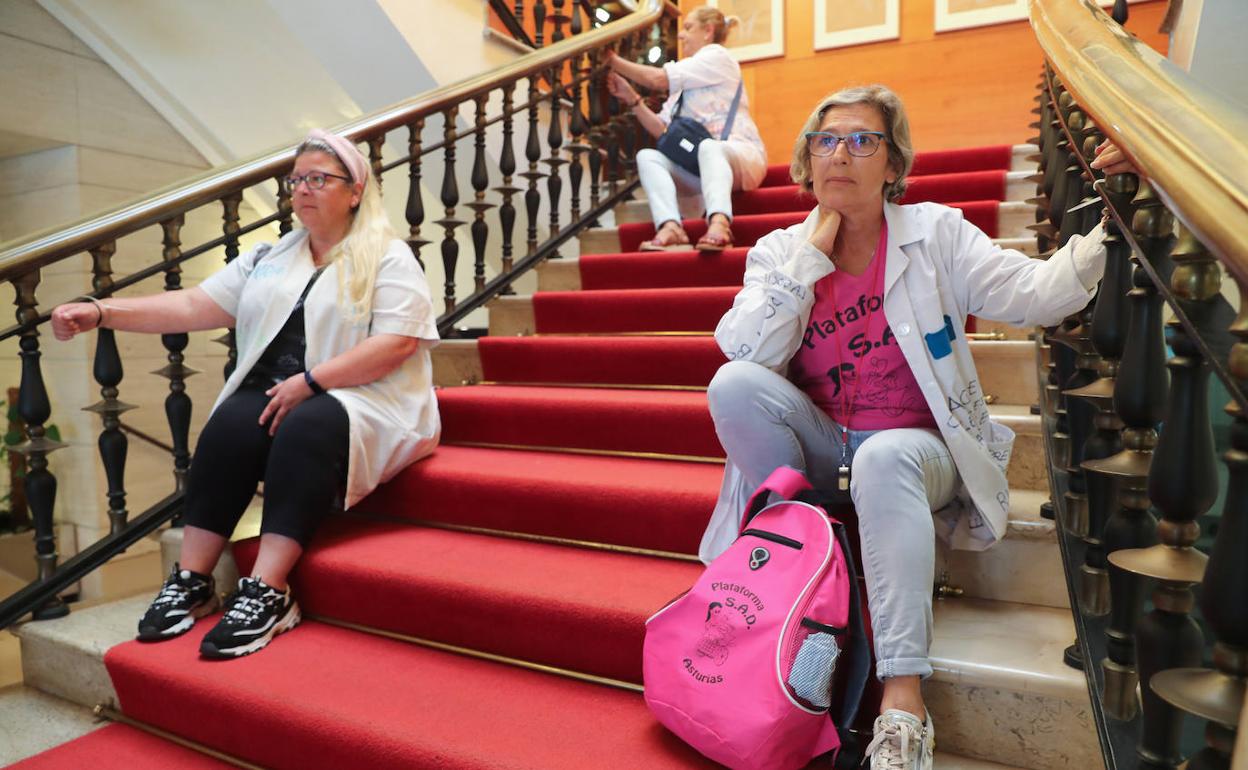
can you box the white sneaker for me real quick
[864,709,934,770]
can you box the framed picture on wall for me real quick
[935,0,1148,33]
[814,0,900,51]
[706,0,784,62]
[934,0,1028,32]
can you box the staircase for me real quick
[6,145,1101,770]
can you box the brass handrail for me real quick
[1029,0,1248,280]
[0,0,677,282]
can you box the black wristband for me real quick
[304,369,325,395]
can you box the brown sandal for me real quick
[639,221,691,252]
[696,217,734,253]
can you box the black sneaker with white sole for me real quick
[199,576,301,659]
[136,563,220,642]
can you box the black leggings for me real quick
[183,387,350,547]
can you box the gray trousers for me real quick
[707,360,959,680]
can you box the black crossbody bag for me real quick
[655,80,743,175]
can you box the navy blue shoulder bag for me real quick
[655,80,743,176]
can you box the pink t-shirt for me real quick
[788,224,937,432]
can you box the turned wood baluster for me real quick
[533,0,547,47]
[521,77,546,256]
[405,117,430,269]
[569,0,584,35]
[84,242,135,536]
[155,214,198,494]
[566,69,589,225]
[434,107,465,314]
[545,66,566,254]
[1115,226,1220,768]
[468,95,493,294]
[586,49,606,213]
[494,83,521,293]
[275,175,294,235]
[221,191,242,379]
[514,0,524,22]
[368,136,385,191]
[1071,171,1137,619]
[12,270,68,619]
[1085,180,1173,721]
[549,0,567,44]
[1151,273,1248,770]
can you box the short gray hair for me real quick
[789,85,915,203]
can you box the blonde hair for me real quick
[789,85,915,203]
[687,6,740,44]
[295,138,396,323]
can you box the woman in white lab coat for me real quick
[52,128,439,659]
[703,85,1133,768]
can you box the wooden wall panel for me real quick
[680,0,1170,160]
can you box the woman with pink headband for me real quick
[52,128,441,658]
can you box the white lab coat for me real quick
[200,230,441,508]
[701,202,1107,561]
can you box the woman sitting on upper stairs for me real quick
[701,85,1133,769]
[603,5,767,252]
[50,129,441,659]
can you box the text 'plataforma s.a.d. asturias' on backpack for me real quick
[642,466,870,770]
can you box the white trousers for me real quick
[636,140,767,228]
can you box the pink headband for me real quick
[304,128,370,188]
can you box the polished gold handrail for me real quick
[1030,0,1248,280]
[0,0,676,282]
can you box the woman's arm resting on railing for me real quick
[604,49,668,91]
[50,287,234,341]
[258,333,420,435]
[607,72,667,139]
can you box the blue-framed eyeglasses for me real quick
[285,171,352,191]
[804,131,887,158]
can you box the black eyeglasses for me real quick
[285,171,352,191]
[804,131,887,158]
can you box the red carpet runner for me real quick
[19,144,1025,769]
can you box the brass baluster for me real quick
[1115,224,1221,769]
[1085,180,1174,720]
[11,270,68,619]
[83,241,136,536]
[154,214,198,493]
[545,66,566,255]
[494,83,521,293]
[468,95,493,295]
[405,117,430,268]
[434,107,465,314]
[521,77,546,256]
[220,191,243,379]
[1150,275,1248,769]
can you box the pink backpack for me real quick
[643,467,869,770]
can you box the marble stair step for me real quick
[926,598,1097,769]
[576,203,1041,255]
[0,685,102,766]
[15,589,1084,770]
[613,170,1040,225]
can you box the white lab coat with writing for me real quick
[200,230,440,508]
[702,202,1107,562]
